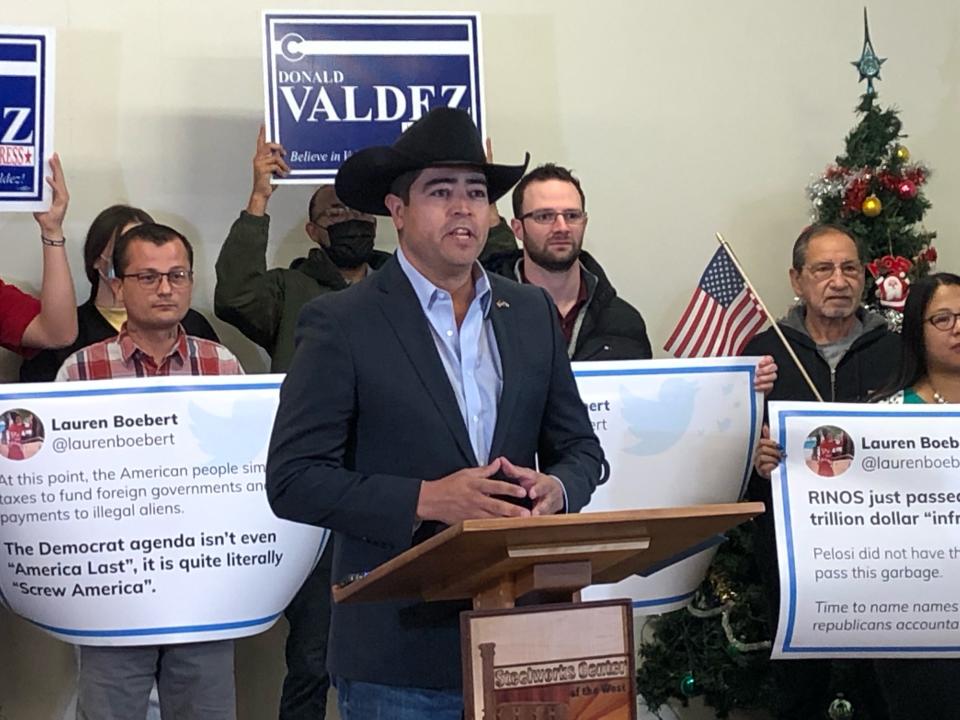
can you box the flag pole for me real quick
[716,233,825,402]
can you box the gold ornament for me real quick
[895,145,910,161]
[862,195,882,217]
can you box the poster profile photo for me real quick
[804,424,854,477]
[0,408,45,461]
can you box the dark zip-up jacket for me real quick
[214,211,391,372]
[483,248,652,361]
[744,305,900,632]
[742,306,900,403]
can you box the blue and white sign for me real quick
[577,358,763,614]
[262,11,484,184]
[0,376,326,646]
[0,27,54,212]
[771,402,960,658]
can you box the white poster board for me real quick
[577,358,762,613]
[0,375,326,646]
[770,401,960,658]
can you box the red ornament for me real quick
[904,167,927,185]
[867,255,914,312]
[843,178,869,213]
[917,246,938,265]
[867,255,913,278]
[897,180,918,199]
[876,275,910,311]
[877,171,896,191]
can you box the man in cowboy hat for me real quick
[266,106,604,719]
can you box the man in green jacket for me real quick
[215,127,390,373]
[214,126,517,720]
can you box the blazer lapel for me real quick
[488,286,520,460]
[374,257,478,466]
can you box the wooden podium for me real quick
[334,503,763,719]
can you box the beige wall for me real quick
[1,0,958,717]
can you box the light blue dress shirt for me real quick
[397,247,503,465]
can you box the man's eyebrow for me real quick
[422,175,488,188]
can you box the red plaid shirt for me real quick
[56,324,243,381]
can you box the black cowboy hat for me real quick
[334,107,529,216]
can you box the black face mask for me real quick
[326,219,376,269]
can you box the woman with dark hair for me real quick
[869,272,960,718]
[19,205,219,381]
[874,272,960,403]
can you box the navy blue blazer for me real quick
[266,254,604,689]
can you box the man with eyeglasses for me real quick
[744,222,898,720]
[744,223,899,404]
[54,222,242,719]
[484,163,652,361]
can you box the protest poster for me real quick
[577,358,762,613]
[261,11,484,184]
[0,360,761,643]
[0,26,54,212]
[770,401,960,658]
[0,376,326,646]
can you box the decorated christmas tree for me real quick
[635,526,780,718]
[807,9,937,329]
[636,11,932,719]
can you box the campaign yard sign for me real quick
[0,27,54,212]
[262,11,484,184]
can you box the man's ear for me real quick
[305,222,326,246]
[384,194,405,231]
[509,218,524,242]
[111,277,125,305]
[789,267,803,299]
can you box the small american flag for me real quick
[664,246,767,358]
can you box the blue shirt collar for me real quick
[396,246,492,316]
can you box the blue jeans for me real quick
[334,676,462,720]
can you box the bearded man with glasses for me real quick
[484,163,652,361]
[746,222,899,719]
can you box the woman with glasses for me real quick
[20,205,219,382]
[868,272,960,718]
[876,272,960,404]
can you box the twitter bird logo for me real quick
[620,378,698,456]
[188,397,272,464]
